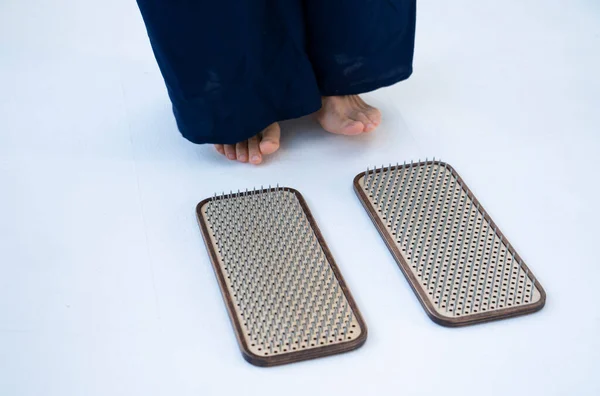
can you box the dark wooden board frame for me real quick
[196,188,368,366]
[353,161,546,327]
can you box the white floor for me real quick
[1,0,599,395]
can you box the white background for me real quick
[1,0,599,395]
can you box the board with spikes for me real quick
[196,187,367,366]
[354,160,546,326]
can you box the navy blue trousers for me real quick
[136,1,416,144]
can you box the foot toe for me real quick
[259,123,281,155]
[260,140,279,155]
[340,119,365,135]
[224,144,236,160]
[364,107,382,127]
[248,135,262,164]
[317,95,382,135]
[236,141,248,163]
[354,112,375,132]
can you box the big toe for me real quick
[259,123,281,155]
[339,119,365,135]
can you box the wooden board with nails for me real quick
[354,161,546,326]
[196,187,367,366]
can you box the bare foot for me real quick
[214,122,280,164]
[316,95,382,135]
